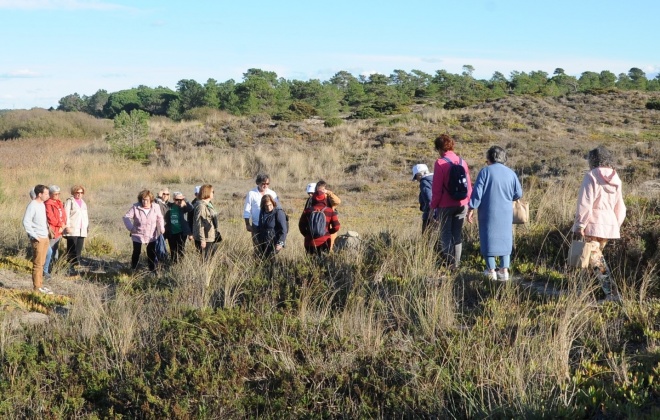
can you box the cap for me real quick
[194,185,201,195]
[411,164,429,181]
[306,182,317,194]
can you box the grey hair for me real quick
[486,146,507,164]
[49,185,61,194]
[255,173,270,184]
[587,146,614,169]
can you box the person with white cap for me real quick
[411,164,434,233]
[303,182,317,209]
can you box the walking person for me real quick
[256,194,288,259]
[22,185,53,294]
[44,185,67,276]
[165,191,194,263]
[193,184,221,260]
[572,146,626,301]
[467,146,523,281]
[298,191,340,255]
[430,134,472,269]
[243,174,279,249]
[64,184,89,273]
[412,164,434,233]
[123,189,165,273]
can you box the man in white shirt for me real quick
[23,184,53,294]
[243,173,279,247]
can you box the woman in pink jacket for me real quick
[430,134,473,269]
[572,146,626,301]
[123,189,165,272]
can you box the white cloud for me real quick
[0,0,127,11]
[0,69,42,78]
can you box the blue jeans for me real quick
[43,244,53,275]
[486,255,510,270]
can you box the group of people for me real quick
[22,136,625,300]
[22,184,88,294]
[413,134,626,300]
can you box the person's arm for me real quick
[274,209,288,250]
[194,204,206,248]
[513,173,523,202]
[22,203,37,241]
[574,173,595,234]
[328,210,340,235]
[326,191,341,208]
[243,192,253,232]
[156,205,165,235]
[466,169,486,224]
[430,159,443,209]
[614,185,626,227]
[122,205,136,232]
[298,211,309,237]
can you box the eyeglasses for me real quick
[75,191,84,194]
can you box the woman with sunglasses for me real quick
[63,184,89,272]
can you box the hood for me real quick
[592,167,622,193]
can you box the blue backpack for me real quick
[308,207,328,239]
[442,157,469,200]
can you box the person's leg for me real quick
[499,255,511,269]
[49,238,61,273]
[131,241,142,270]
[588,238,613,297]
[486,256,497,271]
[167,234,177,261]
[146,241,157,272]
[43,243,53,277]
[451,206,467,267]
[32,238,49,290]
[75,237,85,266]
[438,208,453,262]
[66,237,76,267]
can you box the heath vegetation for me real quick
[0,87,659,418]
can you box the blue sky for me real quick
[1,0,658,110]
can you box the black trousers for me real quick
[167,232,187,263]
[132,241,156,271]
[65,236,85,267]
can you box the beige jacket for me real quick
[64,197,89,237]
[193,201,218,243]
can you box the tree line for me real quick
[56,66,660,121]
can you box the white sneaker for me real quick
[38,287,54,295]
[496,269,510,281]
[483,270,497,281]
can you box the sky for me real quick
[1,0,658,110]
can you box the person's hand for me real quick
[200,241,206,249]
[245,224,253,232]
[275,244,283,252]
[188,235,193,241]
[577,228,585,239]
[467,210,474,224]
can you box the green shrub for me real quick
[323,117,343,128]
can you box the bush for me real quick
[646,100,660,110]
[324,117,343,128]
[0,109,111,140]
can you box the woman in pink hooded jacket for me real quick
[123,189,165,272]
[572,146,626,300]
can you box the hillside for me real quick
[0,92,659,418]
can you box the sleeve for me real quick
[614,186,626,227]
[275,209,288,245]
[574,174,595,230]
[430,159,443,209]
[420,179,432,212]
[156,205,165,235]
[64,198,73,228]
[45,202,57,228]
[243,192,252,220]
[122,206,136,231]
[328,210,340,234]
[22,204,36,240]
[193,204,205,243]
[327,191,341,208]
[464,160,473,200]
[468,169,486,210]
[513,173,523,201]
[298,211,309,237]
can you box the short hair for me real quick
[34,184,48,196]
[486,146,507,164]
[315,179,327,191]
[49,185,61,194]
[158,189,170,197]
[70,184,85,195]
[137,189,154,202]
[434,134,455,152]
[260,194,277,211]
[198,184,213,200]
[255,174,270,185]
[587,146,614,169]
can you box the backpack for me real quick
[308,207,328,239]
[442,157,469,200]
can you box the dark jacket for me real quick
[257,207,288,253]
